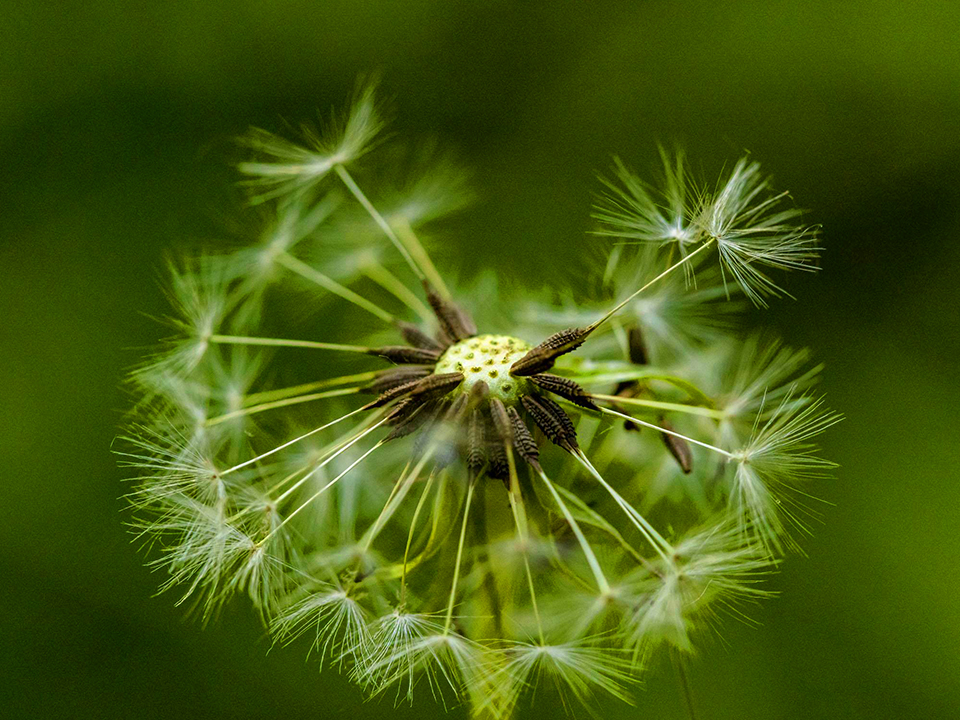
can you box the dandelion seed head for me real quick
[119,86,837,715]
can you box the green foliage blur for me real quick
[2,2,958,718]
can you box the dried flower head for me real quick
[119,87,838,717]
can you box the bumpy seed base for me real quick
[434,334,531,404]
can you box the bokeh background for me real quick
[3,2,959,718]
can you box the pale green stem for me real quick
[209,334,370,354]
[443,480,476,634]
[602,243,624,288]
[206,387,361,426]
[674,651,699,720]
[536,469,611,595]
[276,252,396,323]
[334,165,426,283]
[574,372,713,405]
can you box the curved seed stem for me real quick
[259,438,385,544]
[359,444,439,554]
[505,446,545,645]
[242,371,379,406]
[574,451,675,560]
[269,416,389,506]
[674,651,700,720]
[574,372,714,405]
[400,472,437,604]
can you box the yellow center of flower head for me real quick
[434,334,532,405]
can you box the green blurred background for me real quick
[2,1,958,718]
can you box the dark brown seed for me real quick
[613,333,644,428]
[488,440,509,483]
[395,321,445,351]
[509,327,590,376]
[658,416,693,474]
[507,406,541,471]
[466,409,486,476]
[385,397,419,424]
[443,393,469,421]
[424,282,475,342]
[508,349,554,377]
[521,394,579,453]
[488,398,513,443]
[362,366,433,395]
[365,378,424,409]
[528,373,599,411]
[366,372,463,409]
[466,379,489,410]
[370,345,442,365]
[409,372,465,399]
[454,305,478,337]
[385,401,439,442]
[627,326,649,366]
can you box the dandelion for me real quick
[120,85,838,718]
